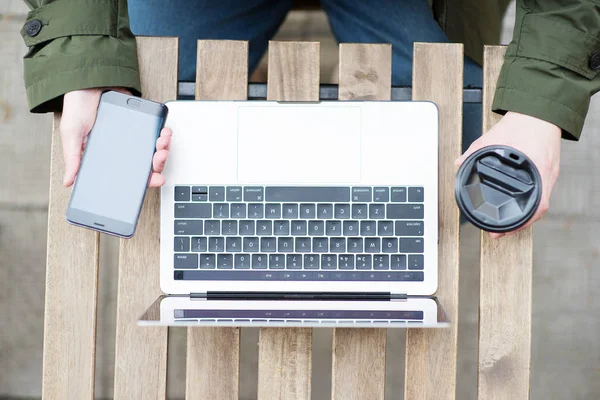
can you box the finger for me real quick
[59,121,84,187]
[148,173,166,187]
[156,133,171,152]
[153,149,169,173]
[489,232,505,239]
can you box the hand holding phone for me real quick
[65,90,171,238]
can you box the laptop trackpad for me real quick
[237,106,361,183]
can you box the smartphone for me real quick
[66,91,168,238]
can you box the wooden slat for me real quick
[405,43,464,400]
[113,37,178,399]
[477,46,532,400]
[186,40,248,400]
[42,116,100,399]
[331,43,391,400]
[256,41,319,400]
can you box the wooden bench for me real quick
[42,39,532,399]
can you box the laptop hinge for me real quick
[391,293,408,300]
[190,292,207,299]
[200,292,395,301]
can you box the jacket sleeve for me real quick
[21,0,141,113]
[492,0,600,140]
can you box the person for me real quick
[19,1,600,238]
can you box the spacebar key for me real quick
[266,187,350,202]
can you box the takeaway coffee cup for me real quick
[454,145,542,233]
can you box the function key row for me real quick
[174,186,424,203]
[174,203,424,220]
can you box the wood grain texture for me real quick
[42,114,100,399]
[256,41,319,400]
[113,37,178,399]
[258,328,313,400]
[330,43,390,400]
[405,43,463,400]
[338,43,391,101]
[267,41,320,101]
[477,46,533,400]
[186,40,248,400]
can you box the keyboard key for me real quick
[317,204,333,219]
[175,203,211,218]
[226,186,243,201]
[321,255,337,269]
[291,220,307,235]
[391,187,407,202]
[265,204,281,218]
[352,187,372,202]
[200,254,215,269]
[252,254,268,269]
[326,221,342,236]
[208,237,225,252]
[191,237,207,252]
[235,254,251,269]
[174,220,203,235]
[244,187,264,201]
[408,187,424,202]
[174,237,190,252]
[287,255,302,269]
[348,238,363,253]
[400,238,424,253]
[226,237,242,252]
[175,186,190,201]
[261,237,276,252]
[374,187,389,202]
[382,238,398,253]
[374,255,390,270]
[395,221,424,236]
[282,204,299,219]
[278,237,294,252]
[256,221,273,235]
[192,186,208,194]
[304,255,320,269]
[300,204,316,219]
[274,220,290,236]
[369,204,385,219]
[209,186,225,201]
[213,203,229,218]
[391,255,407,270]
[192,194,208,201]
[295,237,311,252]
[339,255,354,269]
[205,220,220,235]
[266,186,350,202]
[313,238,329,253]
[356,255,372,270]
[343,221,359,236]
[239,221,255,235]
[330,238,346,253]
[222,220,237,235]
[243,237,259,252]
[309,220,325,236]
[408,255,424,270]
[352,204,368,219]
[334,204,351,219]
[378,221,394,236]
[365,238,380,253]
[230,203,246,218]
[174,254,197,269]
[269,255,285,269]
[217,254,233,269]
[248,203,264,218]
[387,204,424,219]
[360,221,376,236]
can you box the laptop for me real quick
[139,100,449,328]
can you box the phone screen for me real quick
[67,93,165,236]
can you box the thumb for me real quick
[59,118,84,187]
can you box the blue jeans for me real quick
[128,0,482,151]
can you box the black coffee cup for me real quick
[454,145,542,233]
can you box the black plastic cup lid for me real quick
[454,145,542,233]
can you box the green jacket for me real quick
[21,0,600,140]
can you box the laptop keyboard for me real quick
[173,186,425,282]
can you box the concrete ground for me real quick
[1,2,599,399]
